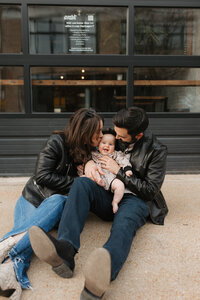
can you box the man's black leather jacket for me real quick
[116,129,168,225]
[22,134,77,207]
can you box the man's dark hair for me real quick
[113,106,149,138]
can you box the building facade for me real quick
[0,0,200,175]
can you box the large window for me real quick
[29,6,127,54]
[0,5,22,53]
[0,67,24,112]
[31,67,127,112]
[134,68,200,112]
[133,6,200,112]
[0,2,200,115]
[134,7,200,55]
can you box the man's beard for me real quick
[116,137,137,152]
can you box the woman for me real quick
[0,108,103,300]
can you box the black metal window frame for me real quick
[0,0,200,118]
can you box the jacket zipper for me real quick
[33,179,46,198]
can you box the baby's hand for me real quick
[125,170,133,177]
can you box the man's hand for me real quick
[98,156,120,175]
[84,160,105,185]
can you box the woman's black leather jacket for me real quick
[116,129,168,225]
[22,134,78,207]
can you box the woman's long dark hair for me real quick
[54,108,102,164]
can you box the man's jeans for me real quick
[58,177,150,280]
[1,194,67,289]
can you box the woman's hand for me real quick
[98,156,120,175]
[77,164,84,176]
[84,160,105,185]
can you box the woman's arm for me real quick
[84,160,104,184]
[34,135,75,191]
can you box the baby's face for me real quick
[98,134,115,155]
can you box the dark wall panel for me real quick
[0,138,46,155]
[167,155,200,173]
[0,157,36,175]
[0,117,199,175]
[0,119,67,137]
[158,137,200,154]
[149,118,200,136]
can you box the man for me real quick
[29,106,168,300]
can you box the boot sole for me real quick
[82,248,111,298]
[29,226,62,266]
[80,288,101,300]
[52,263,73,278]
[29,226,73,278]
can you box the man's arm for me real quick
[116,146,167,202]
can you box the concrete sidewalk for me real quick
[0,175,200,300]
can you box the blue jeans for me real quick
[57,177,150,280]
[1,194,67,289]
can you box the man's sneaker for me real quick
[80,248,111,300]
[29,226,76,278]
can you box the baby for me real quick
[92,128,133,213]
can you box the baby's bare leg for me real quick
[111,179,125,213]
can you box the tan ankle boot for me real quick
[81,248,111,299]
[0,237,16,263]
[0,263,22,300]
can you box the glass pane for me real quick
[29,6,127,54]
[134,7,200,55]
[0,67,24,112]
[31,67,127,112]
[0,5,22,53]
[134,67,200,112]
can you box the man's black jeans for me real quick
[57,177,150,280]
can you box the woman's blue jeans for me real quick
[57,177,150,281]
[0,194,67,289]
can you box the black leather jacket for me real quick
[116,129,168,225]
[22,134,78,207]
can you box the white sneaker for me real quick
[0,262,22,300]
[0,237,16,263]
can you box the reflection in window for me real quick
[29,6,127,54]
[31,67,127,112]
[134,7,200,55]
[134,67,200,112]
[0,5,22,53]
[0,67,24,112]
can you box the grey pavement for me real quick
[0,175,200,300]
